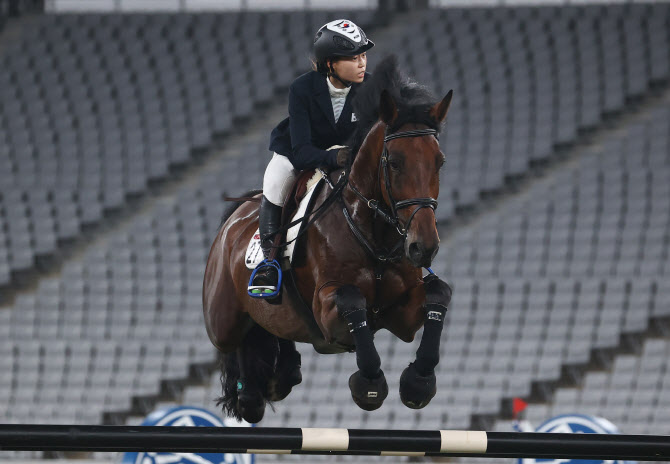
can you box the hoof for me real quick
[238,391,266,423]
[267,365,302,402]
[349,370,388,411]
[399,362,436,409]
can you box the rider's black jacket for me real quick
[269,70,371,171]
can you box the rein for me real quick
[342,127,439,264]
[248,128,439,263]
[267,171,348,249]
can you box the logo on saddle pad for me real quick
[245,172,324,269]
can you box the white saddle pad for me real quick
[245,171,324,270]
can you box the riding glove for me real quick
[336,146,353,167]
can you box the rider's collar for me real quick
[327,73,353,91]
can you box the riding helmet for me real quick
[313,19,375,63]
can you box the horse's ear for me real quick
[429,89,453,123]
[379,89,398,125]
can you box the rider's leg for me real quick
[249,153,297,294]
[251,195,282,291]
[263,153,298,208]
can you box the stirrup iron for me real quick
[247,259,283,299]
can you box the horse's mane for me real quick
[347,54,442,156]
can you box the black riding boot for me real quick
[249,196,282,299]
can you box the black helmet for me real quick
[313,19,375,63]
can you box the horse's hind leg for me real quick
[216,324,279,423]
[237,324,279,423]
[266,339,302,402]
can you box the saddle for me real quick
[277,169,322,260]
[244,167,345,344]
[245,169,325,270]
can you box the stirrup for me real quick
[247,259,283,299]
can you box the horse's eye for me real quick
[389,160,401,171]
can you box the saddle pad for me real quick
[245,171,324,270]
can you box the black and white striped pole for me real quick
[1,425,669,460]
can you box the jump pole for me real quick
[1,425,669,460]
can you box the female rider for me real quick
[248,19,375,299]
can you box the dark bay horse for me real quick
[203,55,453,423]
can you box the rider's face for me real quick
[329,53,367,86]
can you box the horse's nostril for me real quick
[409,242,423,261]
[408,242,438,267]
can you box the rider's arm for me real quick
[288,83,340,171]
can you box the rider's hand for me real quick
[336,146,353,168]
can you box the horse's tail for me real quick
[218,189,263,230]
[216,324,279,422]
[216,351,243,420]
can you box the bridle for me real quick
[341,127,439,264]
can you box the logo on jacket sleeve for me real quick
[351,113,358,122]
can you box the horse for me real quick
[202,55,454,423]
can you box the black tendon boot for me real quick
[248,196,283,301]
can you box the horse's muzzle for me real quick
[407,241,439,268]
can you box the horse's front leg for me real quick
[399,274,452,409]
[319,284,389,410]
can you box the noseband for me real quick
[343,128,439,263]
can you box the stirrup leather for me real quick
[247,259,282,299]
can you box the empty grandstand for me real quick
[0,1,669,462]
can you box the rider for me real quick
[248,19,375,298]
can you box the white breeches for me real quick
[263,153,298,206]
